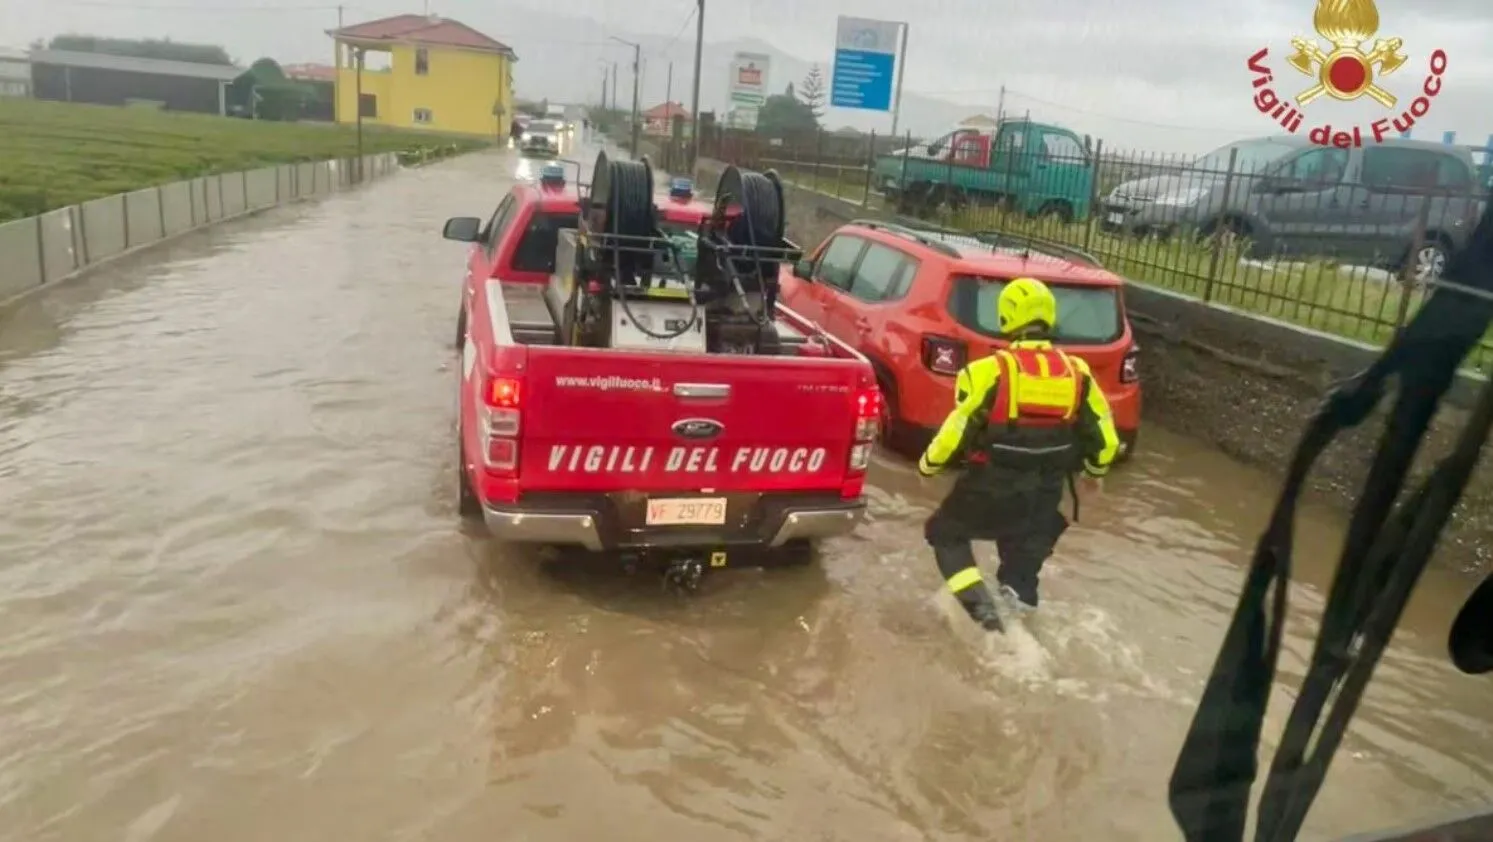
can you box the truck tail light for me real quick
[852,385,882,445]
[481,375,522,474]
[842,384,881,499]
[1120,343,1139,384]
[921,335,966,376]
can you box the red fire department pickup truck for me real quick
[441,162,878,585]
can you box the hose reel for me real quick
[696,166,798,354]
[698,165,789,307]
[587,149,660,288]
[573,150,700,346]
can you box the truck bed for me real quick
[498,278,823,352]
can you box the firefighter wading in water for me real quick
[917,277,1120,632]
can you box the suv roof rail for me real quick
[846,218,962,258]
[966,230,1106,268]
[879,215,1107,269]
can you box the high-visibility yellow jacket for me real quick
[917,340,1119,478]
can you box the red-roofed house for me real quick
[328,13,516,136]
[283,63,337,83]
[643,101,690,136]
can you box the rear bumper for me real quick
[481,493,865,551]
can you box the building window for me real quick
[414,48,429,75]
[359,94,378,118]
[413,108,433,124]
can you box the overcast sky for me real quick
[2,0,1490,153]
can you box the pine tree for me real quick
[800,65,826,120]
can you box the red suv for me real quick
[778,219,1140,455]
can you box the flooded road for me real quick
[0,145,1488,842]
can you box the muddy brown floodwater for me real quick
[0,145,1489,842]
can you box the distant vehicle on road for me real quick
[875,118,1096,222]
[520,119,561,156]
[441,157,879,588]
[1102,135,1487,281]
[778,217,1140,458]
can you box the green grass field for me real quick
[0,98,491,222]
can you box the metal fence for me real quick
[0,152,401,304]
[681,124,1493,371]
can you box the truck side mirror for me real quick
[792,258,814,280]
[442,216,483,242]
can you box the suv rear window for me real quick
[947,276,1123,344]
[512,211,578,273]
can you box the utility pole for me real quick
[611,36,642,157]
[996,85,1005,122]
[337,4,343,27]
[629,43,641,158]
[354,46,364,183]
[665,61,673,109]
[688,0,704,175]
[600,70,607,108]
[611,62,618,110]
[888,22,909,140]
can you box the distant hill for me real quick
[498,10,986,138]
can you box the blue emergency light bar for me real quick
[668,178,694,200]
[539,164,566,185]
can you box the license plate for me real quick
[646,497,727,526]
[1106,212,1125,225]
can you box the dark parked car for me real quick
[1102,136,1487,281]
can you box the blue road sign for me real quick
[831,49,895,111]
[830,16,900,112]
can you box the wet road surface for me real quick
[0,143,1489,842]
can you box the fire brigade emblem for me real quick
[1286,0,1407,107]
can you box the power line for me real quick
[658,3,697,57]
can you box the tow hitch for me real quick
[662,556,706,593]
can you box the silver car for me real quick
[521,120,561,156]
[1101,136,1486,280]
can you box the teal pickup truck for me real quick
[876,119,1096,221]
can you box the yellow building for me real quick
[328,14,516,137]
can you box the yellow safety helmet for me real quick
[997,277,1058,335]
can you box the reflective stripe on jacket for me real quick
[917,340,1120,477]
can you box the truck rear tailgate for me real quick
[520,346,872,492]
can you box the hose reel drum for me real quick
[568,150,799,354]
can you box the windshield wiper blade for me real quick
[1168,195,1493,842]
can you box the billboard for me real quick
[831,16,900,111]
[728,52,770,109]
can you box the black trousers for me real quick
[924,469,1069,607]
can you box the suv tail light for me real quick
[843,384,882,499]
[921,335,966,375]
[1120,343,1139,384]
[482,375,522,474]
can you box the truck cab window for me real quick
[1041,132,1085,163]
[511,212,579,273]
[483,195,517,257]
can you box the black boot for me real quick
[960,592,1005,633]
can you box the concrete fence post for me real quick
[242,171,250,211]
[34,214,47,286]
[121,192,131,249]
[157,186,166,238]
[75,204,90,266]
